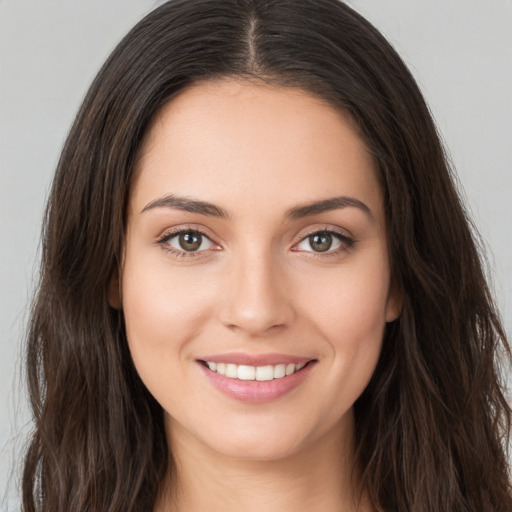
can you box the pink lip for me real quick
[197,355,317,404]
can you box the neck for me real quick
[154,411,371,512]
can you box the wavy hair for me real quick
[22,0,511,510]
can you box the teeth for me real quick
[204,361,309,381]
[274,364,286,379]
[226,363,238,378]
[256,365,274,381]
[238,365,256,380]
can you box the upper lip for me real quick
[198,353,315,366]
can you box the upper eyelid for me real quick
[295,225,354,242]
[157,224,217,242]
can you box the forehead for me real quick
[131,78,382,218]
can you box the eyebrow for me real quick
[141,194,230,218]
[284,196,372,220]
[141,194,372,220]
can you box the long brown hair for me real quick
[22,0,511,510]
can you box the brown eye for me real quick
[308,233,333,252]
[163,230,214,253]
[179,232,202,251]
[294,230,349,254]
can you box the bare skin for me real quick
[156,409,368,512]
[114,78,398,512]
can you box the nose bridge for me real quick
[219,239,293,335]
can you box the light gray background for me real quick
[1,1,511,509]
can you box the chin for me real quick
[207,432,308,462]
[168,405,351,464]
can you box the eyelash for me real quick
[156,226,216,259]
[294,226,356,259]
[156,226,356,259]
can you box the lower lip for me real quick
[197,361,316,403]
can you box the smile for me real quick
[204,361,307,381]
[198,356,316,403]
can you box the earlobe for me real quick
[108,269,122,310]
[385,280,403,323]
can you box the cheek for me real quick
[295,251,391,341]
[121,253,215,383]
[292,252,390,401]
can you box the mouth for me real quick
[197,356,317,403]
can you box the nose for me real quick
[218,249,295,336]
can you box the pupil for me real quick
[179,232,201,251]
[310,233,332,252]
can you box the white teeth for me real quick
[237,365,255,380]
[256,365,274,381]
[274,364,286,379]
[204,361,309,381]
[226,363,238,378]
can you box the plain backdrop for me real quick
[1,1,511,509]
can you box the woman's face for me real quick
[116,79,400,461]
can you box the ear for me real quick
[385,279,403,323]
[108,268,122,310]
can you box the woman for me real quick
[21,0,511,510]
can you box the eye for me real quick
[294,229,354,254]
[160,229,215,253]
